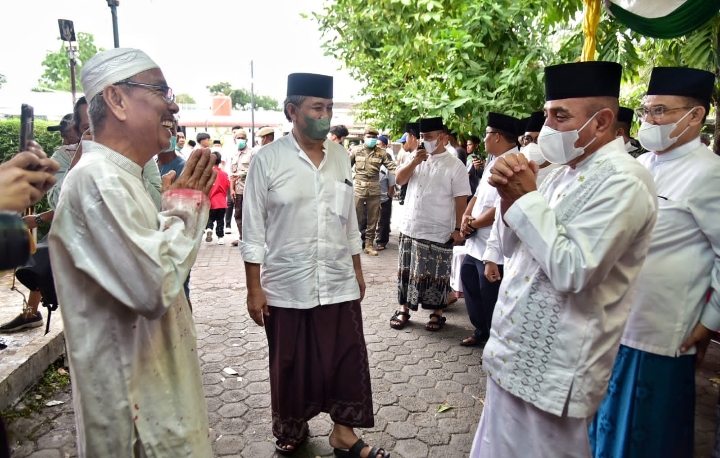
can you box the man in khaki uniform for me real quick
[350,126,397,255]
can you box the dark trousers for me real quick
[460,255,503,340]
[224,188,234,228]
[234,194,244,238]
[376,199,392,246]
[206,208,226,238]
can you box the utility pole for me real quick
[250,60,256,147]
[107,0,120,48]
[58,19,77,106]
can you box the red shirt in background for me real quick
[209,167,230,210]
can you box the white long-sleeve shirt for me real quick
[622,139,720,356]
[240,134,362,309]
[466,148,518,261]
[49,141,212,458]
[482,138,657,418]
[398,147,470,243]
[482,162,561,265]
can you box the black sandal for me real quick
[425,313,446,332]
[334,438,391,458]
[389,310,410,329]
[275,423,308,454]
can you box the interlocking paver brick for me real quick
[5,207,720,457]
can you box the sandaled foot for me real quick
[460,336,486,347]
[334,438,391,458]
[376,244,386,251]
[425,313,446,332]
[275,423,308,454]
[389,310,410,329]
[446,291,458,306]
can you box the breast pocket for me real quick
[355,156,366,171]
[334,181,353,226]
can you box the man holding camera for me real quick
[49,48,215,457]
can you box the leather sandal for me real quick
[334,438,391,458]
[389,310,410,329]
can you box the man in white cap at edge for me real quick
[49,47,216,458]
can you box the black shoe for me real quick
[0,312,43,333]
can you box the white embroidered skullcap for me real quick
[81,48,159,102]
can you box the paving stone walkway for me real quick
[4,202,720,457]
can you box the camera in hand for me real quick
[0,212,30,270]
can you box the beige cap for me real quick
[364,126,379,135]
[257,127,274,137]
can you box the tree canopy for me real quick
[37,32,104,92]
[207,82,280,111]
[313,0,718,142]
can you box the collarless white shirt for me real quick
[466,147,518,261]
[399,147,471,244]
[240,133,362,309]
[622,138,720,356]
[49,141,212,457]
[482,138,657,418]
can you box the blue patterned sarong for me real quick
[589,344,695,458]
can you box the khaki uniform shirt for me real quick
[350,145,397,197]
[229,147,255,195]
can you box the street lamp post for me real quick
[250,60,255,147]
[106,0,120,48]
[58,19,78,106]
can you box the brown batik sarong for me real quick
[264,300,374,446]
[397,232,453,311]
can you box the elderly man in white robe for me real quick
[49,48,216,458]
[590,67,720,458]
[469,61,658,457]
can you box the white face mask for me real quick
[537,112,598,164]
[638,108,695,152]
[423,138,439,154]
[521,142,546,166]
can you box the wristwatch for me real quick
[34,215,43,226]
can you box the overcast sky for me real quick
[1,0,363,105]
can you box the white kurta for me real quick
[482,138,657,419]
[239,134,362,309]
[622,139,720,356]
[398,148,470,243]
[482,161,561,265]
[465,148,518,261]
[49,141,212,458]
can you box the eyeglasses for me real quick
[634,106,693,121]
[485,131,500,137]
[522,135,538,143]
[116,81,175,104]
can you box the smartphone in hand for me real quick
[20,104,34,151]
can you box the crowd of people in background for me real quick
[2,45,720,458]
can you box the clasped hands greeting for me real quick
[488,153,539,215]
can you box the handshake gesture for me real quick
[488,153,539,203]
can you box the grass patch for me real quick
[1,357,70,425]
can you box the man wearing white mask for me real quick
[590,67,719,458]
[616,106,646,158]
[470,61,658,457]
[391,117,469,332]
[458,112,520,347]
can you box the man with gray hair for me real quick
[49,48,216,458]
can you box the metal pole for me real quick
[250,60,255,147]
[70,58,77,106]
[107,0,120,48]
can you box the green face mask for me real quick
[298,112,331,140]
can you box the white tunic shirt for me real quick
[49,141,212,458]
[240,134,362,309]
[398,148,470,244]
[483,162,562,265]
[622,139,720,357]
[465,148,518,261]
[482,138,658,418]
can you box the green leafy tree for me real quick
[176,93,196,104]
[206,82,279,110]
[37,32,104,92]
[0,74,6,89]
